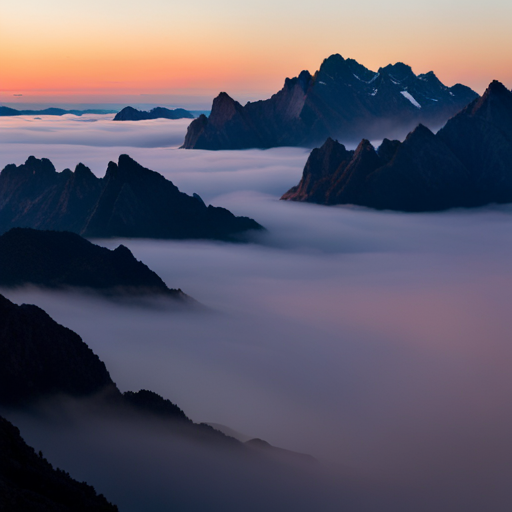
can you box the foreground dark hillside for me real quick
[282,80,512,211]
[0,293,115,407]
[0,415,118,512]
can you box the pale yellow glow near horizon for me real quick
[1,0,511,103]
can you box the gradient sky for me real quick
[1,0,511,106]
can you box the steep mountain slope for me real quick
[0,294,115,408]
[183,54,477,150]
[0,155,263,240]
[0,415,118,512]
[282,81,512,211]
[0,228,185,297]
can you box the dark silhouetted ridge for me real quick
[0,294,116,407]
[113,106,194,121]
[0,415,118,511]
[0,228,185,297]
[123,390,190,422]
[0,106,116,116]
[0,155,263,241]
[282,80,512,211]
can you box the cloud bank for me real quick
[2,116,512,511]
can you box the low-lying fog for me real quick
[2,116,512,511]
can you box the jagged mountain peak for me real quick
[24,155,56,174]
[406,123,435,140]
[377,138,401,163]
[118,153,144,169]
[485,79,510,95]
[379,62,415,81]
[182,54,478,149]
[465,79,512,118]
[354,138,376,154]
[0,156,263,240]
[212,91,240,109]
[321,136,344,150]
[282,81,512,212]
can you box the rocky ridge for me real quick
[182,54,477,150]
[282,80,512,211]
[0,154,263,240]
[0,228,185,297]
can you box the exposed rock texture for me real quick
[113,106,194,121]
[282,81,512,211]
[0,154,263,240]
[0,228,184,297]
[0,415,118,512]
[182,54,477,150]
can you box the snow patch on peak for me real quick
[368,73,380,84]
[401,91,422,108]
[353,72,380,85]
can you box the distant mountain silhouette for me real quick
[0,106,116,116]
[0,154,263,240]
[245,438,316,464]
[113,106,194,121]
[0,415,118,512]
[0,228,185,297]
[282,80,512,211]
[182,54,477,150]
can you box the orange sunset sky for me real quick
[1,0,511,107]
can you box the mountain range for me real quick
[113,106,194,121]
[282,80,512,211]
[0,228,186,298]
[0,154,263,240]
[182,54,478,150]
[0,106,116,117]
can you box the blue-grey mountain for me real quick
[0,155,263,240]
[113,106,194,121]
[282,81,512,211]
[0,106,116,116]
[182,54,477,150]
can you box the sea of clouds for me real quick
[2,115,512,511]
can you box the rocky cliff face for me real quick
[282,80,512,211]
[183,54,478,150]
[0,228,184,297]
[113,106,194,121]
[0,154,263,240]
